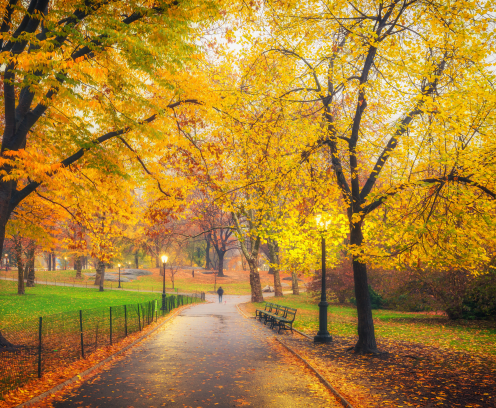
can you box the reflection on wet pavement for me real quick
[53,296,339,407]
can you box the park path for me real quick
[50,295,339,407]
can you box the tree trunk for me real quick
[292,271,299,295]
[240,252,248,271]
[350,222,377,354]
[0,185,12,264]
[134,251,139,269]
[268,239,283,297]
[94,262,103,285]
[155,256,159,268]
[52,252,56,270]
[47,251,52,271]
[217,250,226,277]
[23,252,29,280]
[249,261,263,302]
[98,260,105,291]
[75,256,82,278]
[26,240,35,287]
[0,330,15,348]
[205,234,211,269]
[13,236,24,295]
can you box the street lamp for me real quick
[64,257,67,270]
[118,264,122,288]
[314,214,332,344]
[161,255,168,311]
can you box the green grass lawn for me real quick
[250,294,496,356]
[0,280,173,324]
[0,269,258,295]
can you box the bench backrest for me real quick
[284,307,297,322]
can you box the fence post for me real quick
[38,317,42,378]
[110,307,113,346]
[138,304,141,331]
[80,310,85,358]
[124,305,128,337]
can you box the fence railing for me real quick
[0,293,203,396]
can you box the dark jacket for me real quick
[217,287,224,296]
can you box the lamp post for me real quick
[118,264,121,288]
[314,214,332,343]
[161,255,168,310]
[64,257,67,271]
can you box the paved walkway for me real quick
[51,295,338,407]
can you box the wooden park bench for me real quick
[255,302,274,323]
[255,302,297,333]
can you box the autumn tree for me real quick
[0,0,224,262]
[232,0,496,354]
[192,194,237,277]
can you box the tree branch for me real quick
[362,175,496,215]
[360,58,447,201]
[8,99,200,211]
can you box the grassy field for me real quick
[244,293,496,356]
[0,280,173,324]
[120,274,255,295]
[0,268,270,295]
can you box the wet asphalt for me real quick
[52,295,337,407]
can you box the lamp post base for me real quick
[314,299,332,343]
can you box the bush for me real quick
[460,269,496,320]
[350,285,386,309]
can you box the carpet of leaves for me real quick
[282,335,496,407]
[240,302,496,408]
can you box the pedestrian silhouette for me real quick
[217,286,224,303]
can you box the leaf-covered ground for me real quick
[0,305,189,407]
[241,296,496,407]
[248,294,496,356]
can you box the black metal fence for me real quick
[0,293,203,396]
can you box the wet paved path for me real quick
[52,295,338,407]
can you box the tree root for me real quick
[345,345,388,356]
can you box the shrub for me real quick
[350,285,386,310]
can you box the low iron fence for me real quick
[0,293,203,396]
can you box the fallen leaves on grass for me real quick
[241,301,496,408]
[0,306,189,408]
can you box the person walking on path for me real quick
[217,286,224,303]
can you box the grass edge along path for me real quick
[0,303,196,408]
[240,300,496,408]
[235,303,355,408]
[243,293,496,357]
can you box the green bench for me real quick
[255,302,297,333]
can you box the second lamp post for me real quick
[118,264,122,288]
[314,214,332,343]
[161,255,168,311]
